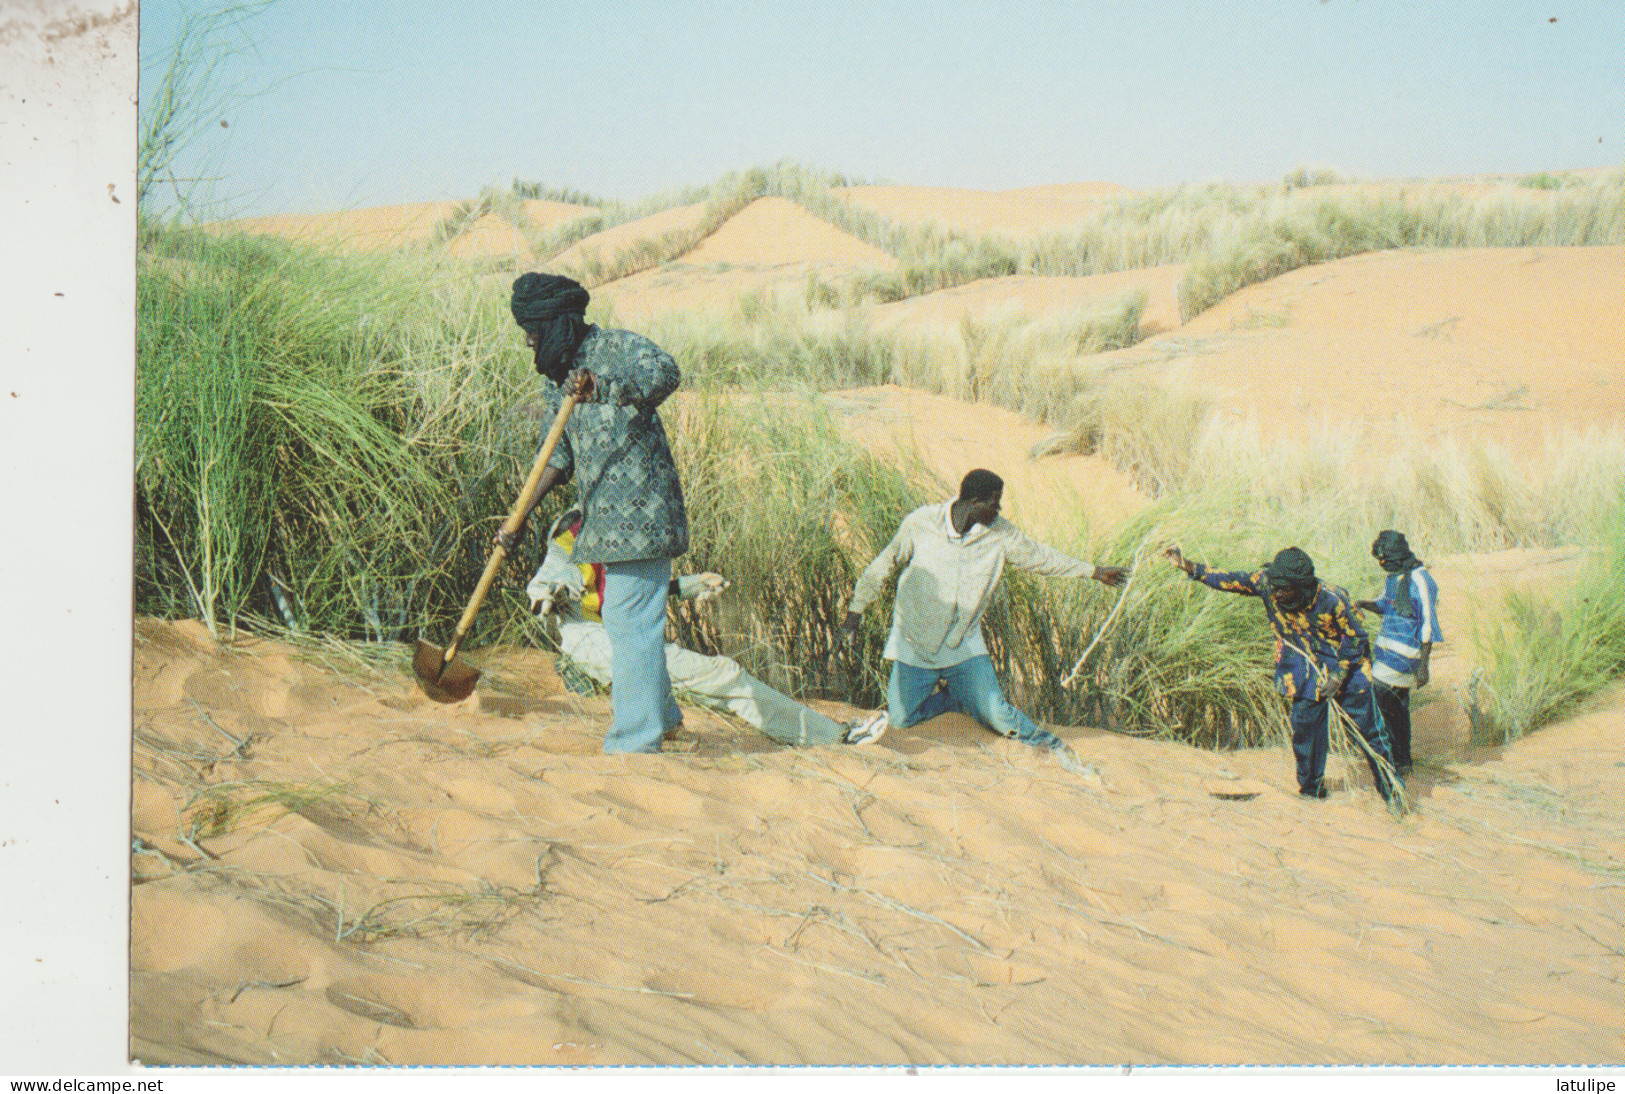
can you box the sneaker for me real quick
[843,711,887,745]
[1052,747,1102,784]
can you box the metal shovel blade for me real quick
[413,639,481,703]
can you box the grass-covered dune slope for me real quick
[131,161,1625,1065]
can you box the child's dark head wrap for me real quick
[1372,529,1423,618]
[511,272,591,382]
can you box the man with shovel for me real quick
[493,273,689,754]
[838,469,1128,758]
[1163,544,1403,808]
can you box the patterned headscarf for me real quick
[1372,530,1422,618]
[511,273,591,382]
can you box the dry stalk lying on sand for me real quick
[798,869,995,954]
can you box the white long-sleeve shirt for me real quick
[848,501,1102,669]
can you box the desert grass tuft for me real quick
[1177,182,1625,320]
[137,224,566,645]
[181,778,374,839]
[665,395,942,707]
[1466,501,1625,744]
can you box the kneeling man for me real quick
[840,469,1126,756]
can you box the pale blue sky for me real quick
[140,0,1625,217]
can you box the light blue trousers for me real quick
[601,557,680,754]
[886,655,1064,751]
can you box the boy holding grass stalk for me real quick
[494,273,689,754]
[529,510,888,748]
[1163,545,1403,807]
[839,469,1128,757]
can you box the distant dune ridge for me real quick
[138,166,1625,1065]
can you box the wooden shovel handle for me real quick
[441,392,578,666]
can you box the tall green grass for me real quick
[137,226,549,643]
[1466,499,1625,744]
[664,398,940,707]
[137,198,1625,751]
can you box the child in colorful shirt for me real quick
[1165,545,1401,806]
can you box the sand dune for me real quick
[834,182,1126,236]
[148,179,1625,1066]
[543,201,708,281]
[591,197,898,324]
[443,200,600,264]
[1100,245,1625,452]
[683,196,896,270]
[130,569,1625,1065]
[869,266,1188,342]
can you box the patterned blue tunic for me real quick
[539,328,688,564]
[1188,563,1373,701]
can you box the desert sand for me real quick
[589,196,898,325]
[133,179,1625,1066]
[834,182,1126,236]
[1119,244,1625,454]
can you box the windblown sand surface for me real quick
[130,586,1625,1065]
[1111,245,1625,453]
[141,178,1625,1066]
[869,266,1189,342]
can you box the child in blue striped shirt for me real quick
[1355,530,1442,777]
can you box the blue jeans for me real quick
[601,557,681,754]
[887,656,1064,751]
[1289,683,1397,801]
